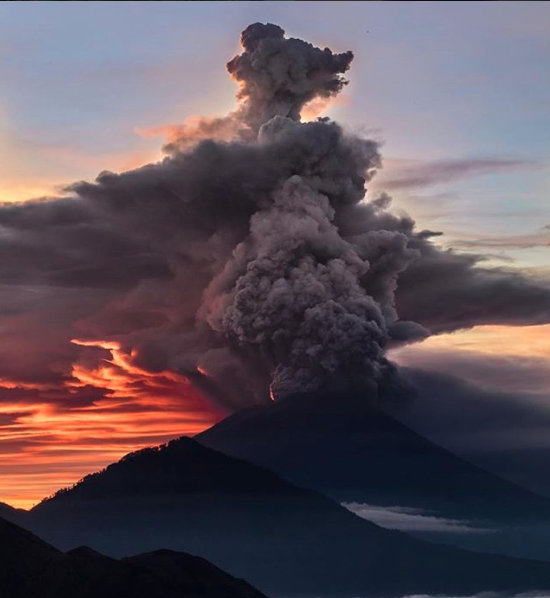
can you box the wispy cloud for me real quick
[342,502,489,533]
[377,158,541,191]
[451,227,550,250]
[391,324,550,395]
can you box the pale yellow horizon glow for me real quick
[399,324,550,360]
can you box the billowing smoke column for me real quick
[198,116,423,399]
[2,23,550,410]
[186,23,424,400]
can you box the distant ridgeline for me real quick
[0,433,550,597]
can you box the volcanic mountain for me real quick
[197,392,550,559]
[0,515,267,598]
[198,392,550,520]
[10,435,550,597]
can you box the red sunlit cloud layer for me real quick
[0,339,222,509]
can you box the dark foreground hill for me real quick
[10,436,550,597]
[0,515,267,598]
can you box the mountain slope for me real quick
[0,515,267,598]
[197,392,550,523]
[19,435,550,597]
[197,391,550,561]
[0,501,27,526]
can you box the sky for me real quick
[0,1,549,508]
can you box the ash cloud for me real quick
[227,23,353,134]
[1,23,550,408]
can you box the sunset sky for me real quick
[1,1,549,508]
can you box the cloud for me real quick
[392,346,550,395]
[0,23,420,408]
[378,158,540,191]
[388,365,550,497]
[394,246,550,334]
[227,22,353,134]
[2,22,550,507]
[451,229,550,250]
[0,340,219,509]
[343,502,489,533]
[0,22,549,413]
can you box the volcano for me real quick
[197,391,550,558]
[9,435,550,597]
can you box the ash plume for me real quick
[1,23,550,409]
[227,22,353,134]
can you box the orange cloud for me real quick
[135,114,242,150]
[395,324,550,360]
[0,339,222,509]
[390,324,550,395]
[0,180,65,204]
[135,94,351,151]
[0,146,161,204]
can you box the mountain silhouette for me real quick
[197,391,550,559]
[0,501,26,524]
[0,515,267,598]
[198,391,550,520]
[10,435,550,597]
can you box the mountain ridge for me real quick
[7,434,550,597]
[0,514,267,598]
[197,391,550,522]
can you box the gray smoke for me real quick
[227,22,353,134]
[1,23,550,409]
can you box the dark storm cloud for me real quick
[396,246,550,333]
[334,194,550,334]
[1,23,550,409]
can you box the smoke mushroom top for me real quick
[2,23,550,411]
[227,22,353,133]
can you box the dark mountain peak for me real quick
[197,390,550,523]
[34,436,298,509]
[67,545,112,559]
[0,513,60,558]
[0,515,65,596]
[0,501,27,517]
[205,389,418,441]
[141,548,182,557]
[123,549,268,598]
